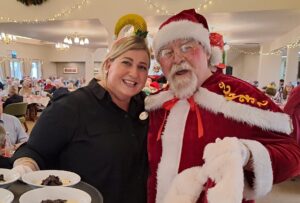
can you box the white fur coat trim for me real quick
[240,139,273,200]
[156,99,191,203]
[145,88,292,134]
[163,166,207,203]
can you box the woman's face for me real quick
[105,49,149,101]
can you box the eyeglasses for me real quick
[158,40,200,60]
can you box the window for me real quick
[31,60,42,79]
[10,59,23,80]
[0,62,5,82]
[279,56,286,80]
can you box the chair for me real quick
[3,102,28,132]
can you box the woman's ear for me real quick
[103,59,112,74]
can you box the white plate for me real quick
[0,168,20,188]
[19,186,91,203]
[22,170,81,187]
[0,188,14,203]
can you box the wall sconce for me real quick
[55,43,70,51]
[0,32,17,44]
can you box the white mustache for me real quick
[169,62,193,78]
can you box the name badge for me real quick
[139,111,148,120]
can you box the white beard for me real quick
[167,62,198,99]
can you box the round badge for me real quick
[139,111,149,120]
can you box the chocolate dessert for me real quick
[0,174,5,182]
[41,199,67,203]
[41,175,63,186]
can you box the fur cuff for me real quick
[240,139,273,200]
[163,166,207,203]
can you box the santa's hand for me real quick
[204,137,250,167]
[202,137,251,203]
[11,165,33,179]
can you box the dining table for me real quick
[7,180,103,203]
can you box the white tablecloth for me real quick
[23,95,50,107]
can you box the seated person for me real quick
[52,79,69,101]
[67,82,76,92]
[0,99,28,151]
[0,125,11,168]
[19,78,32,97]
[3,86,23,108]
[44,79,54,93]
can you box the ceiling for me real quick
[0,0,299,51]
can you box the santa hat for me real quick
[209,32,225,69]
[153,9,211,57]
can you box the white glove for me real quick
[12,165,33,179]
[204,137,250,167]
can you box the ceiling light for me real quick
[74,36,80,44]
[64,33,89,46]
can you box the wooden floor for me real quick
[25,120,300,203]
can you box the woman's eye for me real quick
[122,61,131,65]
[138,65,148,71]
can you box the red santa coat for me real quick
[146,73,300,203]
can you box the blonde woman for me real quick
[12,21,150,203]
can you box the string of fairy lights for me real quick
[0,0,90,23]
[144,0,214,15]
[228,39,300,56]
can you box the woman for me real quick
[19,77,32,97]
[11,35,150,203]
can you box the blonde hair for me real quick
[96,36,150,80]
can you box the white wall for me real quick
[228,53,259,83]
[242,54,260,82]
[0,42,107,81]
[257,53,282,87]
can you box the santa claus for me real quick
[146,9,300,203]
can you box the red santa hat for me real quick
[153,9,211,57]
[209,32,225,69]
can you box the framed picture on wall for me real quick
[64,67,78,74]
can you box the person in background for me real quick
[11,14,150,203]
[51,79,69,101]
[19,77,32,97]
[0,98,28,151]
[284,85,300,145]
[0,125,12,168]
[66,82,76,92]
[146,9,300,203]
[43,79,54,93]
[0,81,4,90]
[3,86,23,108]
[282,82,294,100]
